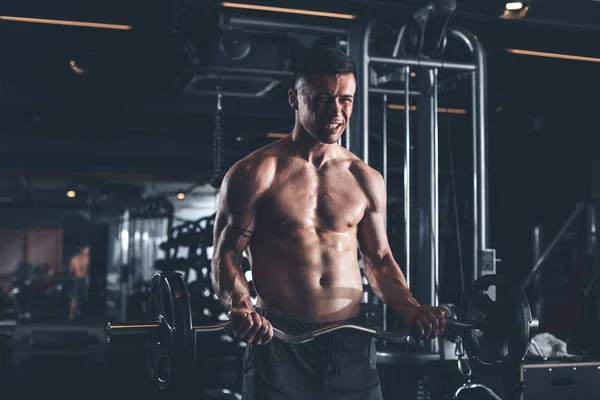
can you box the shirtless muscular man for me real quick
[212,45,447,399]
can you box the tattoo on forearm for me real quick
[230,226,253,239]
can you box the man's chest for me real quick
[258,169,368,230]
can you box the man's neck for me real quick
[288,125,338,168]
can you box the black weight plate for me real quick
[145,272,194,390]
[461,274,532,373]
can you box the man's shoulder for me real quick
[342,150,383,184]
[229,143,280,176]
[224,142,283,194]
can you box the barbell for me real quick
[106,272,537,391]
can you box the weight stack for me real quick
[520,361,600,399]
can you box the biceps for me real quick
[214,208,256,256]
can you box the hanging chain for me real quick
[211,83,224,188]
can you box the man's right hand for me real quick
[228,308,274,345]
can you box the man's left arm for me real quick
[357,169,446,339]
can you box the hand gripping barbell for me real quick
[106,272,537,391]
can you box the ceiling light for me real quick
[220,2,356,19]
[266,133,288,138]
[66,190,76,198]
[505,2,524,11]
[69,60,86,74]
[177,192,186,200]
[506,48,600,63]
[0,15,132,30]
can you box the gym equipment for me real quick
[158,214,215,257]
[210,83,225,189]
[461,274,534,373]
[106,272,537,391]
[0,320,17,339]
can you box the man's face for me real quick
[289,73,356,144]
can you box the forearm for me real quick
[363,254,420,319]
[211,252,253,311]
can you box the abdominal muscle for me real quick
[248,229,364,323]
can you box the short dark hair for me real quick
[292,45,357,88]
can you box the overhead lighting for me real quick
[69,60,85,74]
[506,48,600,63]
[505,2,524,11]
[501,2,530,19]
[220,2,356,19]
[388,105,468,114]
[176,192,186,200]
[0,15,132,30]
[266,133,288,138]
[66,190,76,198]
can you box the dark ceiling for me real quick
[1,0,600,207]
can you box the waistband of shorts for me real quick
[254,306,364,334]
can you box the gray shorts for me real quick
[242,307,383,400]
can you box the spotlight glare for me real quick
[66,190,76,198]
[505,2,524,11]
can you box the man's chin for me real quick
[318,138,339,144]
[315,132,343,144]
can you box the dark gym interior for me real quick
[1,0,600,398]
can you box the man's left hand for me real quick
[404,306,448,340]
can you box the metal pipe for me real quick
[391,24,408,58]
[369,87,422,96]
[587,204,596,256]
[106,322,160,344]
[522,204,585,289]
[218,13,348,35]
[432,67,439,310]
[415,68,437,353]
[120,210,130,321]
[584,204,599,297]
[470,71,479,281]
[533,225,542,263]
[404,66,411,291]
[447,27,488,280]
[532,224,543,321]
[532,224,543,286]
[362,20,378,163]
[369,56,476,71]
[382,93,388,331]
[344,33,352,150]
[383,93,388,228]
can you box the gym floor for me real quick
[2,1,600,399]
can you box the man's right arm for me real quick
[211,157,275,344]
